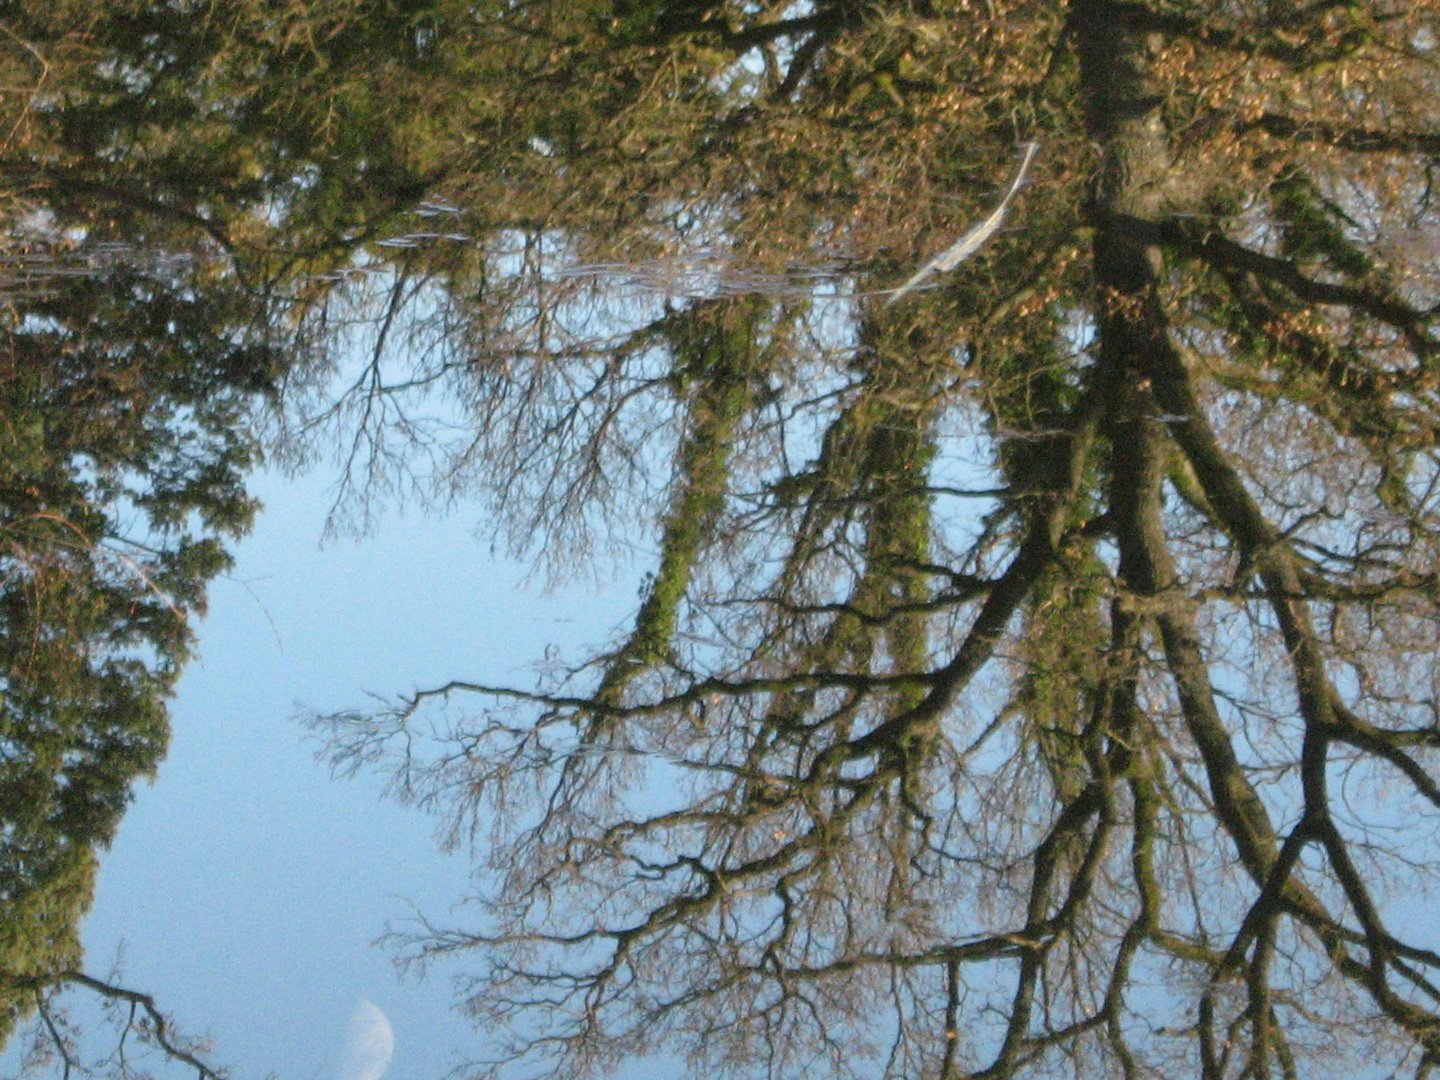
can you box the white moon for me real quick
[336,1000,394,1080]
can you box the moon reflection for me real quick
[337,1000,394,1080]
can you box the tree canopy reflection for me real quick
[0,0,412,1059]
[8,1,1440,1079]
[296,2,1440,1079]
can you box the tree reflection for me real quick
[0,235,268,1061]
[0,0,337,1062]
[304,2,1440,1079]
[3,0,1440,1077]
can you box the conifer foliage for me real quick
[0,0,288,1059]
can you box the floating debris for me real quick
[884,141,1040,307]
[553,250,858,300]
